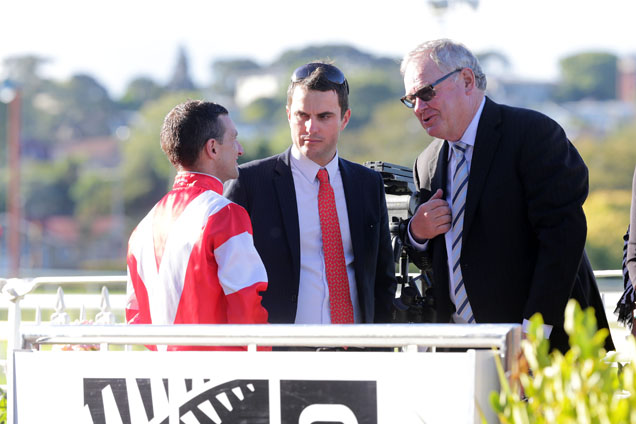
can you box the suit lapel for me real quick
[464,97,502,237]
[339,159,364,285]
[273,149,301,284]
[432,141,448,194]
[433,141,450,262]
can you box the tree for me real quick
[555,52,618,101]
[22,158,78,220]
[476,50,511,77]
[339,101,433,166]
[347,69,403,130]
[120,76,165,109]
[211,58,261,96]
[2,55,50,89]
[577,122,636,192]
[576,122,636,269]
[55,74,117,140]
[71,171,118,224]
[121,91,200,225]
[166,46,196,92]
[1,54,65,144]
[584,189,631,270]
[273,44,397,71]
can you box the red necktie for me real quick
[316,168,354,324]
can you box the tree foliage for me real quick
[211,58,262,96]
[1,45,633,273]
[347,68,403,130]
[121,91,200,225]
[339,101,432,166]
[166,46,196,92]
[22,158,78,220]
[120,77,165,110]
[577,122,636,192]
[55,74,118,139]
[584,189,631,270]
[555,52,618,101]
[577,122,636,270]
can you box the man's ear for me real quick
[340,108,351,131]
[461,68,476,93]
[203,138,217,159]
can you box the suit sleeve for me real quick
[373,171,398,322]
[402,152,434,269]
[223,170,249,212]
[519,114,588,326]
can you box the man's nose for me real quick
[414,97,429,113]
[305,118,318,132]
[237,141,244,156]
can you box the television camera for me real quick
[364,161,436,323]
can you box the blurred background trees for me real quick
[1,44,635,273]
[555,52,618,102]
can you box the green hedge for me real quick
[491,300,635,422]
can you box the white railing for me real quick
[1,274,526,424]
[594,269,623,278]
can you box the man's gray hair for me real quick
[400,39,487,91]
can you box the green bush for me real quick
[490,299,636,423]
[0,387,6,424]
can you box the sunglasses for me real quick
[400,68,462,108]
[291,63,350,94]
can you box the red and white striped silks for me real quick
[126,172,269,350]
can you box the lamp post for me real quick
[1,80,22,277]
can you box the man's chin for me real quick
[423,125,441,139]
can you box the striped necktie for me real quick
[317,168,354,324]
[450,142,475,323]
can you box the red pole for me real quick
[7,89,21,276]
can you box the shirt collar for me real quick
[290,144,340,182]
[173,171,223,194]
[447,96,486,158]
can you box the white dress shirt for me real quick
[290,145,360,324]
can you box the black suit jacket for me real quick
[412,97,613,352]
[224,148,396,323]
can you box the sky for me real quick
[2,0,636,97]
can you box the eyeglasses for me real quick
[400,68,462,108]
[291,63,350,94]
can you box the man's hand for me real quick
[410,189,451,242]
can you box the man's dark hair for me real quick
[286,63,349,118]
[160,100,228,168]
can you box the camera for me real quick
[364,161,436,323]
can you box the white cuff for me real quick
[522,319,553,339]
[407,220,429,251]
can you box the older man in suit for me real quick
[400,39,613,352]
[225,62,396,324]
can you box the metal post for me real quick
[7,90,21,277]
[5,279,24,424]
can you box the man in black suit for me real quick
[400,39,613,352]
[225,62,396,324]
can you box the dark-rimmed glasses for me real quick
[291,63,350,94]
[400,68,462,108]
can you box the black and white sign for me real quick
[14,350,498,423]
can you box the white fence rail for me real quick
[1,274,526,424]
